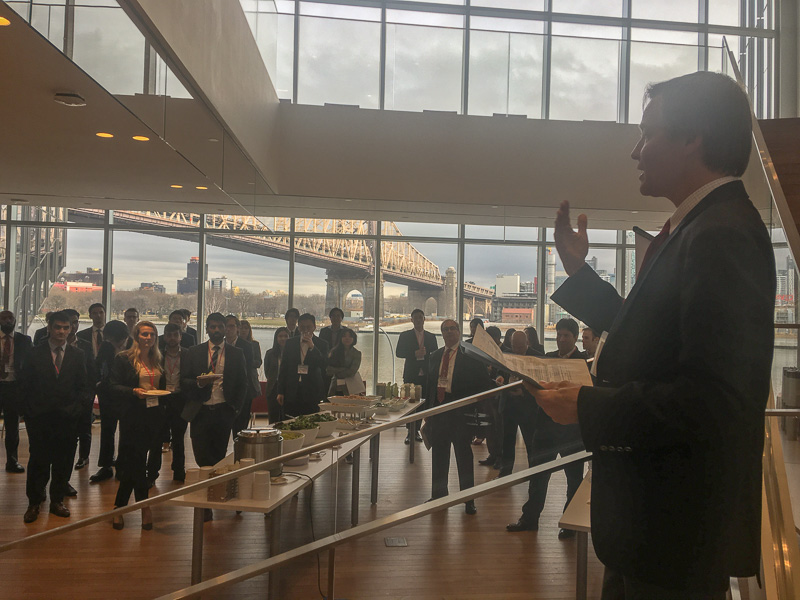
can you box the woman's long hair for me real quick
[240,319,254,342]
[123,321,162,372]
[329,327,358,367]
[271,327,290,358]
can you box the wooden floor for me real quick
[0,418,604,599]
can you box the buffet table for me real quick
[168,403,420,596]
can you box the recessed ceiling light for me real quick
[345,199,352,202]
[491,205,499,209]
[631,211,639,214]
[196,186,208,190]
[10,199,29,205]
[96,132,114,138]
[132,135,150,141]
[208,138,219,143]
[53,92,86,107]
[0,17,11,26]
[170,185,183,189]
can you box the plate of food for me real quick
[144,389,172,397]
[197,372,223,381]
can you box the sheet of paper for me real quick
[465,326,593,388]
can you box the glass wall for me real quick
[240,0,777,121]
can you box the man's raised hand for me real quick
[554,201,589,276]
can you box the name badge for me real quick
[298,365,309,375]
[146,397,159,408]
[438,377,449,389]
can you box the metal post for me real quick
[101,211,113,315]
[197,215,207,342]
[537,228,547,337]
[4,206,18,312]
[268,504,282,598]
[576,531,588,600]
[327,548,336,600]
[351,445,360,526]
[541,0,552,120]
[372,221,382,395]
[379,6,386,110]
[457,225,465,330]
[292,0,299,104]
[370,434,380,504]
[190,507,205,585]
[63,0,75,59]
[462,2,470,115]
[288,218,295,308]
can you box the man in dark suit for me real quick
[181,312,248,472]
[395,308,438,443]
[319,307,344,395]
[284,307,301,338]
[507,319,586,537]
[0,310,32,473]
[158,310,195,350]
[31,312,52,346]
[533,73,775,599]
[424,319,493,515]
[225,313,258,436]
[65,308,98,472]
[21,311,88,523]
[277,313,329,417]
[148,322,189,482]
[76,302,105,358]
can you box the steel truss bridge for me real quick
[68,210,493,299]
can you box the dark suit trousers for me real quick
[114,403,166,507]
[26,412,77,504]
[0,381,22,463]
[483,397,503,460]
[266,388,285,424]
[521,418,584,523]
[429,409,474,499]
[97,391,120,468]
[190,403,236,467]
[232,396,253,438]
[500,395,538,472]
[403,372,427,434]
[76,397,94,460]
[147,395,188,477]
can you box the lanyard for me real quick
[165,353,179,376]
[142,362,156,389]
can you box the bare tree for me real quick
[234,288,253,317]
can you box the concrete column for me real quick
[444,266,458,320]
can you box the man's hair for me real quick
[470,317,484,328]
[298,313,316,325]
[485,325,502,343]
[285,307,300,319]
[329,307,344,319]
[644,72,752,177]
[48,310,71,326]
[169,310,185,321]
[555,318,579,338]
[180,309,192,318]
[63,308,80,319]
[88,303,105,315]
[164,322,181,335]
[225,314,240,327]
[410,308,425,318]
[583,327,601,339]
[124,307,139,316]
[206,312,226,326]
[103,320,129,343]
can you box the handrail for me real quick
[0,380,524,553]
[154,450,593,600]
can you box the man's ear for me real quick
[684,134,703,158]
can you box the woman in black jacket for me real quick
[240,320,263,399]
[263,327,289,423]
[110,321,166,530]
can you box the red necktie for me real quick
[640,220,671,271]
[437,349,453,403]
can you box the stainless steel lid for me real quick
[238,428,281,440]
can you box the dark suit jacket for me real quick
[232,337,259,398]
[180,341,248,421]
[109,353,167,408]
[544,348,588,360]
[74,337,99,393]
[277,335,329,414]
[550,181,775,590]
[318,325,343,349]
[32,326,48,346]
[1,332,33,377]
[22,342,88,419]
[263,347,281,398]
[76,325,101,346]
[396,328,438,384]
[424,346,493,439]
[185,326,198,346]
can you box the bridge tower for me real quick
[325,268,383,319]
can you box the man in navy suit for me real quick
[0,311,32,473]
[533,73,775,599]
[395,308,438,444]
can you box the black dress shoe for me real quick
[173,470,186,482]
[404,436,411,445]
[90,467,113,483]
[465,501,477,515]
[23,504,40,523]
[558,528,576,540]
[74,457,89,470]
[49,502,70,518]
[506,519,538,532]
[495,469,512,479]
[5,462,24,473]
[478,456,495,466]
[414,432,423,443]
[64,483,78,497]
